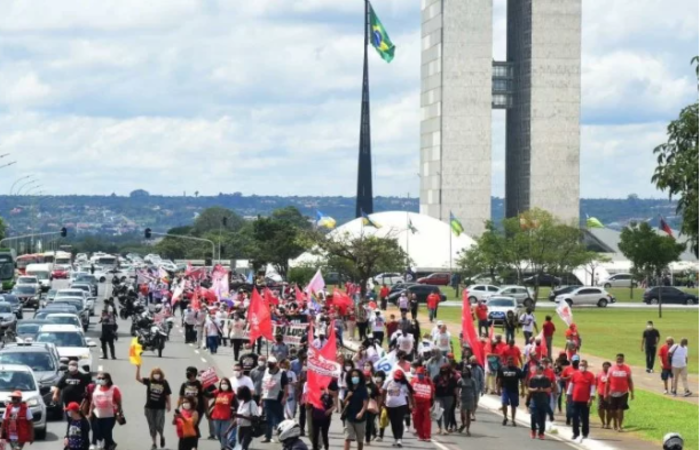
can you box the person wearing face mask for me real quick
[527,365,552,440]
[271,334,290,362]
[238,343,259,377]
[1,390,34,448]
[567,359,596,442]
[380,370,414,448]
[230,363,255,395]
[173,397,199,450]
[338,360,355,405]
[468,356,484,419]
[52,361,92,421]
[249,356,267,404]
[88,372,122,450]
[63,402,90,450]
[179,366,206,434]
[342,369,369,450]
[229,313,247,361]
[410,367,434,442]
[605,353,634,432]
[136,365,172,450]
[363,370,380,446]
[261,356,289,443]
[457,367,478,436]
[561,354,580,425]
[281,360,298,420]
[210,378,236,450]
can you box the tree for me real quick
[192,207,244,235]
[250,213,307,276]
[0,216,5,242]
[129,189,150,199]
[304,229,408,297]
[652,57,699,256]
[619,222,685,317]
[271,206,312,230]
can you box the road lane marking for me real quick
[97,366,103,371]
[431,439,452,450]
[201,358,207,363]
[194,350,200,354]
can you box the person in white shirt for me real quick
[670,338,691,397]
[431,321,445,341]
[183,306,198,344]
[398,293,409,312]
[371,311,386,345]
[281,360,298,419]
[231,363,256,394]
[396,330,415,357]
[433,324,452,356]
[204,315,221,354]
[229,313,247,361]
[312,331,327,350]
[519,309,538,345]
[195,309,207,349]
[418,334,434,360]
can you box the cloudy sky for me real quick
[0,0,697,198]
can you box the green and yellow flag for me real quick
[586,215,604,229]
[449,212,464,237]
[369,3,395,63]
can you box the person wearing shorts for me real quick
[342,369,368,450]
[497,357,524,427]
[605,354,634,432]
[595,362,611,428]
[658,337,675,394]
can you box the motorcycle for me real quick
[136,320,167,357]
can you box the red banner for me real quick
[331,288,353,315]
[200,367,219,389]
[306,320,341,409]
[247,288,273,343]
[263,287,279,306]
[294,284,306,304]
[462,289,484,366]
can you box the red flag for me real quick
[247,288,273,343]
[294,284,306,304]
[536,330,548,358]
[332,288,353,315]
[462,290,484,366]
[263,287,279,306]
[659,216,674,238]
[307,320,341,409]
[190,288,201,311]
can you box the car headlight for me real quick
[26,398,40,407]
[79,353,91,360]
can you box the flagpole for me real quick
[355,0,373,218]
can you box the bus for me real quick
[0,250,14,291]
[90,252,118,269]
[16,254,44,275]
[43,251,72,268]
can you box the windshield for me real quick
[0,370,36,391]
[0,352,55,372]
[71,285,89,292]
[36,332,86,347]
[0,254,13,280]
[29,272,49,280]
[0,304,12,313]
[55,258,71,265]
[47,315,80,326]
[52,302,81,311]
[488,299,516,307]
[14,286,35,294]
[0,296,18,306]
[16,324,42,335]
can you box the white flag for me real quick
[556,301,573,326]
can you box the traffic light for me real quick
[144,228,152,239]
[60,227,67,237]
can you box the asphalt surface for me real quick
[28,280,579,450]
[440,300,698,309]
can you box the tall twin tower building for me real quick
[419,0,581,237]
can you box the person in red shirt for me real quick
[386,314,399,342]
[499,340,523,368]
[658,337,675,394]
[560,355,580,425]
[426,292,440,323]
[541,358,558,421]
[595,361,612,428]
[410,367,435,441]
[605,353,634,432]
[542,316,556,358]
[379,284,390,311]
[493,336,508,362]
[567,359,596,441]
[474,301,489,336]
[210,378,236,448]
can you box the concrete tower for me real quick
[419,0,581,237]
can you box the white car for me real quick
[486,296,519,325]
[466,284,500,303]
[490,285,536,308]
[35,324,97,373]
[0,364,47,439]
[598,273,637,289]
[555,286,615,308]
[45,313,83,329]
[374,273,405,286]
[55,289,95,315]
[16,276,41,293]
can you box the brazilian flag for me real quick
[450,212,464,237]
[369,3,395,63]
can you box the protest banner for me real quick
[200,367,219,389]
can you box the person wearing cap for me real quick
[410,366,434,442]
[53,360,92,421]
[561,354,580,425]
[261,355,289,443]
[63,401,90,450]
[1,390,34,448]
[381,370,414,447]
[527,364,552,440]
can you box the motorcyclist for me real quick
[276,420,308,450]
[111,274,120,285]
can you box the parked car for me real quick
[643,287,698,305]
[489,285,536,308]
[598,273,637,288]
[0,363,48,439]
[466,284,500,303]
[548,285,583,302]
[387,284,446,304]
[523,273,562,287]
[417,273,451,286]
[374,273,405,286]
[555,286,615,307]
[486,296,519,325]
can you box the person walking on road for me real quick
[519,308,538,345]
[231,363,255,399]
[183,306,198,344]
[179,366,206,432]
[310,383,337,450]
[669,338,692,397]
[173,397,199,450]
[63,402,91,450]
[136,365,172,450]
[210,378,236,450]
[99,309,117,360]
[433,364,458,435]
[249,355,267,404]
[426,291,440,324]
[229,312,247,361]
[88,372,122,450]
[229,386,259,450]
[568,359,596,442]
[457,367,478,436]
[527,365,552,440]
[605,353,634,432]
[497,356,524,427]
[658,337,675,394]
[261,356,289,444]
[595,362,612,429]
[53,361,92,421]
[1,390,35,449]
[342,369,368,450]
[641,320,660,373]
[542,316,556,359]
[474,301,489,337]
[204,315,221,354]
[410,367,434,442]
[370,311,386,346]
[381,370,414,447]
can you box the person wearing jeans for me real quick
[260,356,288,443]
[670,338,692,396]
[641,321,660,373]
[205,316,220,354]
[89,372,122,450]
[432,365,457,434]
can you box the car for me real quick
[45,289,58,303]
[0,302,18,334]
[45,313,83,329]
[16,275,42,293]
[325,272,349,286]
[373,273,405,286]
[59,288,96,316]
[50,299,89,330]
[643,287,698,305]
[486,296,519,325]
[93,266,129,283]
[0,364,48,439]
[416,273,451,286]
[523,273,562,287]
[71,275,98,296]
[51,267,69,279]
[388,282,417,297]
[11,284,41,309]
[35,324,96,373]
[387,284,446,304]
[598,273,637,289]
[548,285,583,302]
[0,294,24,319]
[15,319,51,342]
[555,286,615,307]
[34,306,83,322]
[465,284,500,303]
[490,285,536,308]
[0,342,64,418]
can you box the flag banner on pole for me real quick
[462,289,484,366]
[307,321,341,409]
[586,215,604,229]
[316,210,337,229]
[305,269,326,296]
[129,338,143,366]
[449,212,464,236]
[408,218,418,234]
[369,3,396,63]
[556,301,573,326]
[659,216,674,237]
[361,210,382,228]
[247,288,273,343]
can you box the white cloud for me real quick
[0,72,53,108]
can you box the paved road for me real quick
[440,300,698,310]
[28,280,580,450]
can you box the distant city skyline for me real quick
[0,0,696,199]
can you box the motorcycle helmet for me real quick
[663,433,683,450]
[276,420,301,442]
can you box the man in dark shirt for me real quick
[528,365,553,439]
[641,321,660,373]
[496,356,523,427]
[239,344,259,376]
[52,361,92,420]
[343,371,368,450]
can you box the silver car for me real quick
[0,364,48,439]
[490,285,536,308]
[555,286,615,307]
[598,273,637,288]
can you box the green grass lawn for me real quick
[440,286,699,303]
[432,307,698,373]
[624,389,699,449]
